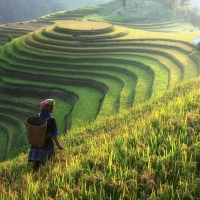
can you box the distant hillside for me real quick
[0,0,112,24]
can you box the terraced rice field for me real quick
[0,25,33,46]
[0,18,199,162]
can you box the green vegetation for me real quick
[0,0,200,198]
[0,25,33,46]
[0,2,200,160]
[0,0,199,47]
[1,78,200,199]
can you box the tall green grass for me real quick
[1,77,200,199]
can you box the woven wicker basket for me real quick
[25,117,47,147]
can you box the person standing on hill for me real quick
[28,99,64,172]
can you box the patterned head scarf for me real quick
[40,99,55,114]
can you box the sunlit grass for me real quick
[56,21,113,31]
[1,77,200,198]
[118,25,200,43]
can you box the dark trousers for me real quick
[33,161,42,172]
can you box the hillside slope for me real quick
[0,1,200,198]
[0,6,200,161]
[1,77,200,199]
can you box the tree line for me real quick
[121,0,200,27]
[1,0,199,27]
[158,0,200,27]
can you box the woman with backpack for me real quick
[28,99,64,172]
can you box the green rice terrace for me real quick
[1,0,200,199]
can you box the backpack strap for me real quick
[37,113,52,120]
[37,113,52,138]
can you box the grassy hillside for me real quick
[0,0,200,162]
[0,1,200,198]
[1,77,200,199]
